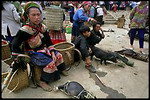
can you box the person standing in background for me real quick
[71,1,96,43]
[47,1,66,44]
[129,1,149,54]
[95,5,104,25]
[2,1,21,48]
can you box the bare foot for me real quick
[38,81,52,92]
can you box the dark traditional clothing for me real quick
[73,34,90,61]
[86,29,104,47]
[11,23,66,82]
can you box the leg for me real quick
[57,63,68,76]
[129,29,137,49]
[71,25,79,43]
[138,29,145,53]
[38,77,53,92]
[104,60,107,65]
[100,59,103,64]
[85,57,96,73]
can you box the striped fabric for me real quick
[49,30,66,44]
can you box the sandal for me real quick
[38,81,52,92]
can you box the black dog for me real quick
[91,46,117,65]
[54,81,96,99]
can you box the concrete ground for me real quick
[2,24,149,99]
[2,10,149,98]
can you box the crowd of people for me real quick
[1,1,149,92]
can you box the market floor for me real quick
[2,24,149,98]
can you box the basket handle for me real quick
[74,48,82,67]
[64,51,72,71]
[2,69,13,92]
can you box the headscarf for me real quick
[22,2,40,24]
[24,1,40,13]
[79,1,92,8]
[82,1,92,5]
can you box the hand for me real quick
[85,57,92,66]
[88,48,92,54]
[101,33,105,38]
[90,18,96,22]
[52,55,57,62]
[51,51,56,62]
[129,24,130,28]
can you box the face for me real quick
[84,4,91,11]
[94,24,101,32]
[28,8,42,25]
[83,31,91,37]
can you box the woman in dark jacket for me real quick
[11,2,68,92]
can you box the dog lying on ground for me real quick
[53,81,96,99]
[91,46,117,65]
[115,49,149,62]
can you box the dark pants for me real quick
[130,28,145,48]
[95,16,103,25]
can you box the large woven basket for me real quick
[7,68,29,93]
[2,40,11,60]
[44,7,64,30]
[53,42,75,66]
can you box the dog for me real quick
[91,46,117,65]
[53,81,96,99]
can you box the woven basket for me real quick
[2,61,11,83]
[2,40,11,60]
[3,58,13,66]
[2,72,9,83]
[44,7,64,30]
[53,42,75,66]
[7,68,29,93]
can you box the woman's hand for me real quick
[51,51,57,62]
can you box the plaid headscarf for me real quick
[24,1,40,13]
[22,2,40,24]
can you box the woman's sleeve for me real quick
[78,9,90,22]
[11,4,21,23]
[129,7,136,20]
[43,31,53,47]
[11,30,31,54]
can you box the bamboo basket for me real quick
[2,40,11,60]
[53,42,75,66]
[2,72,9,83]
[2,61,10,83]
[7,68,29,93]
[44,7,64,30]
